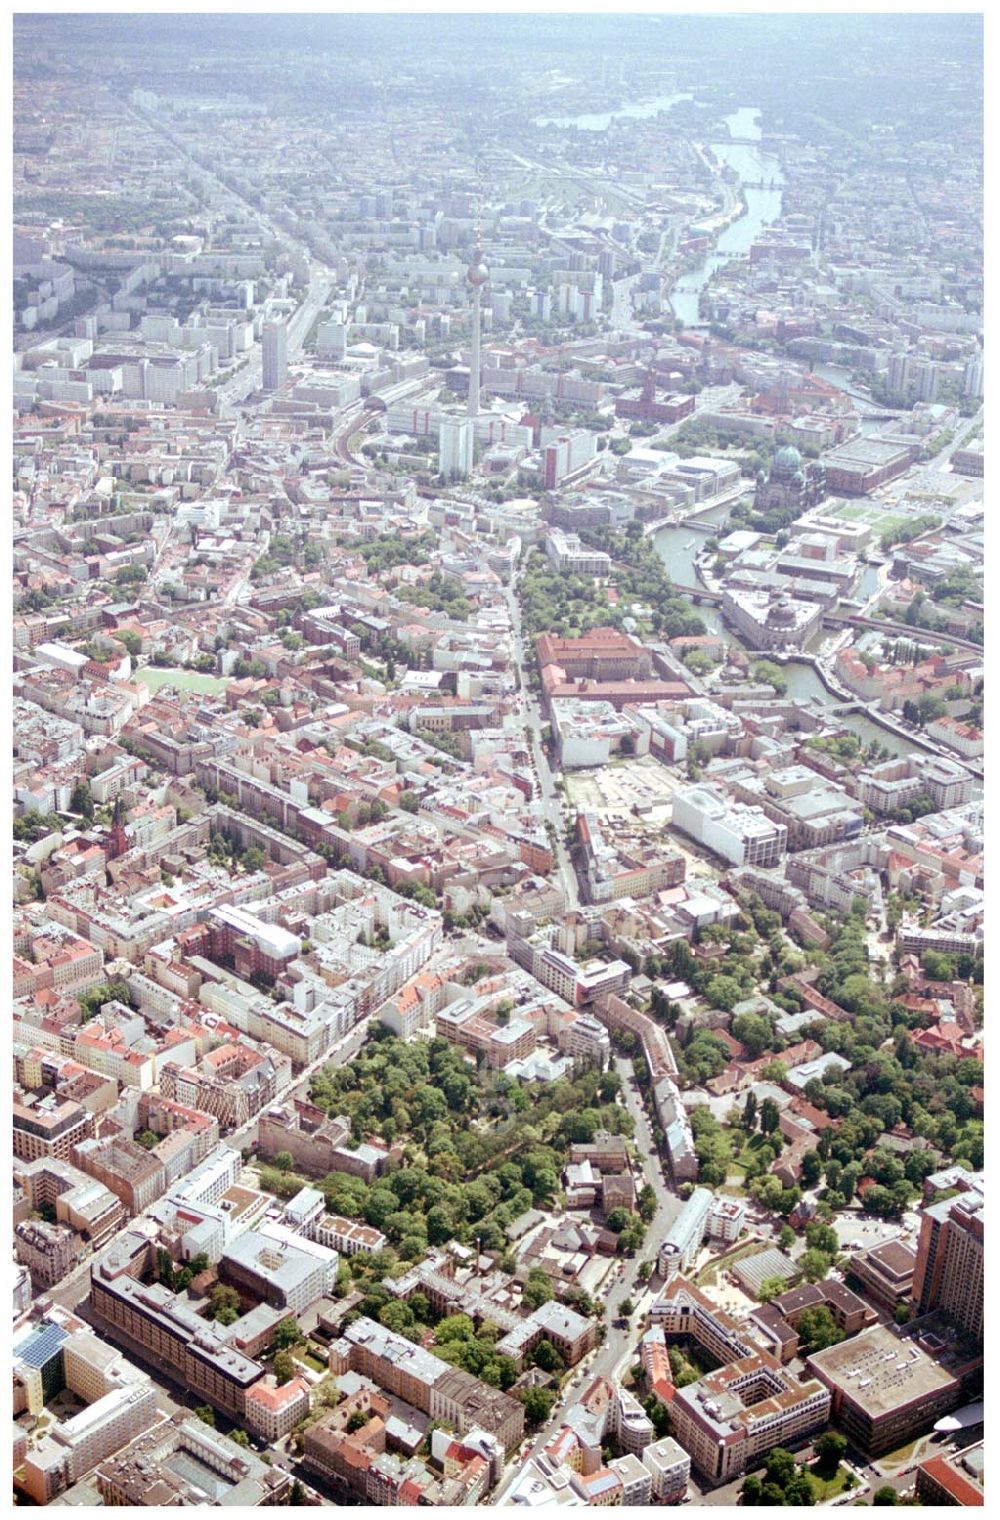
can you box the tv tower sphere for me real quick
[467,242,489,287]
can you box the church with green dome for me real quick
[753,441,826,517]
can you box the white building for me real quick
[243,1375,311,1441]
[609,1451,653,1503]
[707,1195,746,1244]
[672,783,787,868]
[544,527,610,576]
[439,415,475,480]
[641,1436,691,1501]
[658,1186,713,1277]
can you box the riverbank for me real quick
[669,106,784,326]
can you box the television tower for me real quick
[466,208,489,418]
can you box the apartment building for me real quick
[15,1219,84,1287]
[658,1187,713,1278]
[243,1376,311,1442]
[13,1096,93,1163]
[89,1265,265,1419]
[912,1185,984,1342]
[915,1443,984,1507]
[310,1212,387,1257]
[257,1100,391,1182]
[220,1231,329,1315]
[856,755,975,816]
[95,1414,291,1505]
[496,1301,599,1369]
[641,1436,692,1501]
[340,1317,525,1452]
[71,1136,167,1215]
[669,1351,830,1485]
[14,1156,125,1250]
[535,627,650,682]
[850,1240,917,1314]
[18,1332,159,1505]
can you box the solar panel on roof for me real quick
[16,1320,68,1367]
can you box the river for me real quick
[669,107,784,327]
[534,91,691,131]
[652,519,914,756]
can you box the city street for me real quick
[502,577,580,910]
[492,1057,680,1504]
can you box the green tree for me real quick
[800,1149,823,1187]
[272,1318,302,1350]
[814,1430,847,1474]
[229,1428,250,1447]
[758,1276,787,1304]
[211,1284,241,1322]
[521,1386,557,1426]
[705,974,743,1012]
[760,1097,781,1135]
[522,1269,554,1311]
[765,1449,797,1488]
[742,1474,763,1506]
[784,1473,816,1506]
[795,1303,844,1355]
[805,1222,839,1257]
[732,1011,774,1058]
[873,1486,899,1505]
[531,1339,565,1374]
[801,1247,834,1283]
[70,777,94,821]
[194,1405,215,1427]
[273,1350,297,1385]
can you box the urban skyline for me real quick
[11,9,984,1510]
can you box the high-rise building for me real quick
[912,1182,983,1341]
[963,351,984,399]
[262,321,287,391]
[887,351,912,393]
[439,416,475,479]
[914,359,939,402]
[466,237,488,418]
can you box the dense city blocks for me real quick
[12,12,983,1510]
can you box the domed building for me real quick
[754,442,825,517]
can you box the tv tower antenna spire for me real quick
[466,184,488,419]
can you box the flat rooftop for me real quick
[808,1324,957,1416]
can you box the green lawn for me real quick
[875,1435,928,1474]
[137,666,230,695]
[805,1464,855,1501]
[729,1133,776,1175]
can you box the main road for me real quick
[502,575,580,911]
[491,1056,680,1503]
[124,98,336,419]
